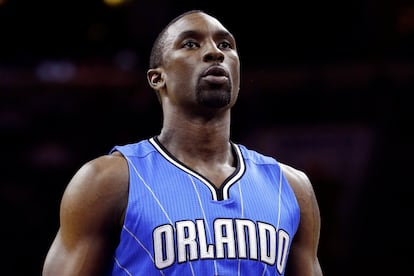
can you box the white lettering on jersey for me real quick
[258,222,276,264]
[176,220,198,263]
[153,219,290,272]
[196,219,215,259]
[215,218,236,259]
[153,224,175,269]
[235,219,258,260]
[276,229,290,274]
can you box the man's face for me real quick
[160,12,240,111]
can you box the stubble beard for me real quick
[196,82,232,108]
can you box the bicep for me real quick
[43,228,111,276]
[282,165,323,275]
[286,191,322,275]
[43,156,128,276]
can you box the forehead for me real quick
[166,12,232,40]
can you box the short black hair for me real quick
[148,10,204,69]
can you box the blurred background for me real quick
[1,0,413,275]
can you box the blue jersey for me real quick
[106,137,300,276]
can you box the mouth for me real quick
[201,66,229,84]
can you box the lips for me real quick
[202,66,229,78]
[201,66,229,85]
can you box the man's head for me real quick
[147,10,240,112]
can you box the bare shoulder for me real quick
[280,163,323,275]
[43,152,129,275]
[61,152,129,227]
[65,152,128,197]
[279,162,320,221]
[279,163,315,201]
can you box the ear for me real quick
[147,68,165,90]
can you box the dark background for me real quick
[1,0,413,275]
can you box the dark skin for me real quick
[42,11,322,275]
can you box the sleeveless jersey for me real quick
[106,137,300,276]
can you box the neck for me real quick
[157,112,232,163]
[156,110,236,188]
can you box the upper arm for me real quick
[282,164,323,276]
[42,154,129,276]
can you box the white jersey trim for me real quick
[148,137,246,201]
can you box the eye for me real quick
[182,40,200,49]
[218,41,232,50]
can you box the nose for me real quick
[203,41,224,63]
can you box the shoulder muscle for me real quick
[59,154,129,245]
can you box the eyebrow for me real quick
[175,29,235,43]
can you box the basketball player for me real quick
[42,10,323,275]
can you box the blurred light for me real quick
[103,0,129,7]
[398,5,414,35]
[35,60,76,83]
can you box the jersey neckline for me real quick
[148,136,246,201]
